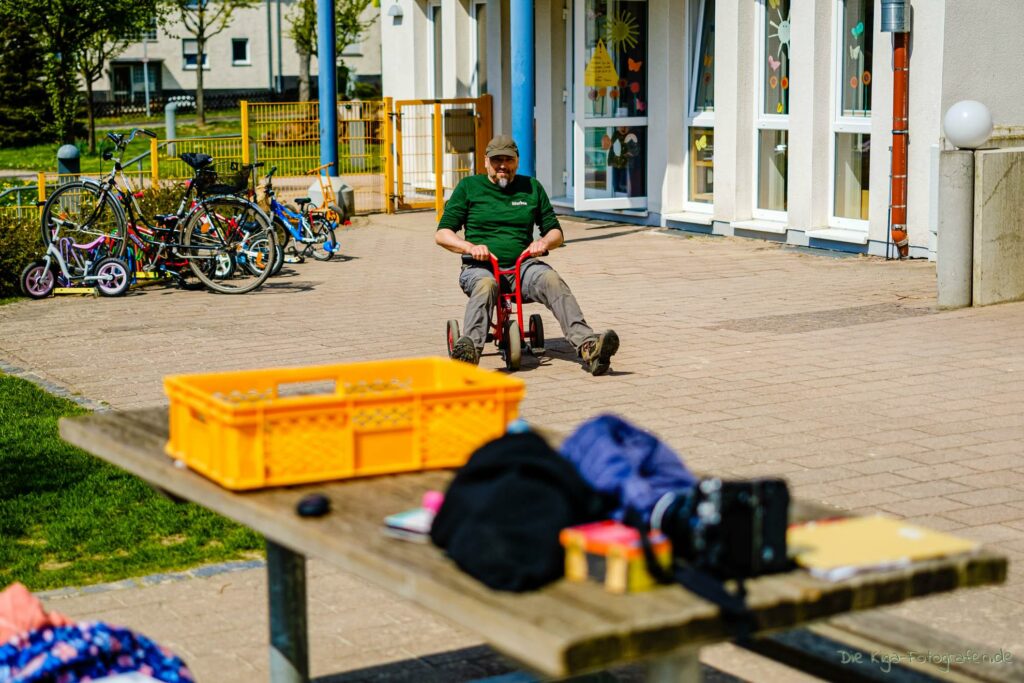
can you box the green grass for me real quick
[0,116,241,173]
[0,374,263,590]
[0,297,20,305]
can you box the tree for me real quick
[78,14,158,153]
[0,21,50,148]
[287,0,375,102]
[3,0,109,143]
[162,0,258,125]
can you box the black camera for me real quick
[650,477,790,579]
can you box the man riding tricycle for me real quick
[434,135,619,375]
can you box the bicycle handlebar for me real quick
[461,247,548,268]
[106,128,158,149]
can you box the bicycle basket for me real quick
[193,161,252,196]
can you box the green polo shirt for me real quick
[437,174,561,267]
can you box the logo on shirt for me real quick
[510,200,528,206]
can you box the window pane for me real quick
[584,125,646,198]
[233,39,248,63]
[583,0,648,119]
[840,0,873,117]
[475,3,487,94]
[757,129,787,211]
[762,0,790,116]
[692,0,715,113]
[688,127,713,203]
[834,133,869,219]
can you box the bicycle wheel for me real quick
[270,216,289,275]
[93,256,131,297]
[41,181,127,257]
[310,217,337,261]
[182,196,276,294]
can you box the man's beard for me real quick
[497,176,511,189]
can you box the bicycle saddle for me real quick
[295,197,312,207]
[180,153,215,170]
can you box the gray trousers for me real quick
[458,260,595,351]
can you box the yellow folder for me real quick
[788,515,979,581]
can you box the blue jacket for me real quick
[559,414,697,522]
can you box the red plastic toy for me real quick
[446,247,546,371]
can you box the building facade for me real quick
[92,1,382,102]
[380,0,1024,258]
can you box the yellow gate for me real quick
[389,95,492,218]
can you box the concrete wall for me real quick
[972,147,1024,306]
[941,2,1024,135]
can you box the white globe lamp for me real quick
[943,100,993,150]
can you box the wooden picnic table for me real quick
[59,408,1008,683]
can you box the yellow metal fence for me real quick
[1,96,493,222]
[243,99,389,215]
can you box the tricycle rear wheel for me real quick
[446,319,461,357]
[528,314,545,355]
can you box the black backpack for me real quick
[430,431,609,592]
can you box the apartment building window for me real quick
[832,0,873,225]
[232,38,250,66]
[182,39,209,70]
[754,0,789,216]
[686,0,715,207]
[472,0,488,95]
[428,1,443,98]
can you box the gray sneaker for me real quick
[579,330,619,376]
[450,336,481,365]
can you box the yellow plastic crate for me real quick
[164,357,526,490]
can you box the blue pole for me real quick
[318,0,338,171]
[510,0,535,177]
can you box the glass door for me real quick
[573,0,649,211]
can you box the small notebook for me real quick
[383,507,434,543]
[788,515,979,582]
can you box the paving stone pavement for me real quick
[3,211,1022,682]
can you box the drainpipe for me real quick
[883,0,911,258]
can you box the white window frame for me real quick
[828,0,872,230]
[572,0,649,211]
[469,0,487,96]
[182,39,209,71]
[427,0,443,99]
[684,0,715,213]
[752,0,789,221]
[231,38,251,66]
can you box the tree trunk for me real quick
[298,52,310,101]
[196,38,206,126]
[85,78,96,154]
[47,56,78,143]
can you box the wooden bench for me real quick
[59,408,1008,683]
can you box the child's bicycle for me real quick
[20,220,131,299]
[445,248,546,371]
[262,165,344,265]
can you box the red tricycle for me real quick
[446,248,546,371]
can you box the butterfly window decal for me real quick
[627,58,642,72]
[695,135,708,151]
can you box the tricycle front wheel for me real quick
[504,320,522,371]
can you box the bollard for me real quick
[165,102,179,157]
[936,150,974,309]
[56,144,80,183]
